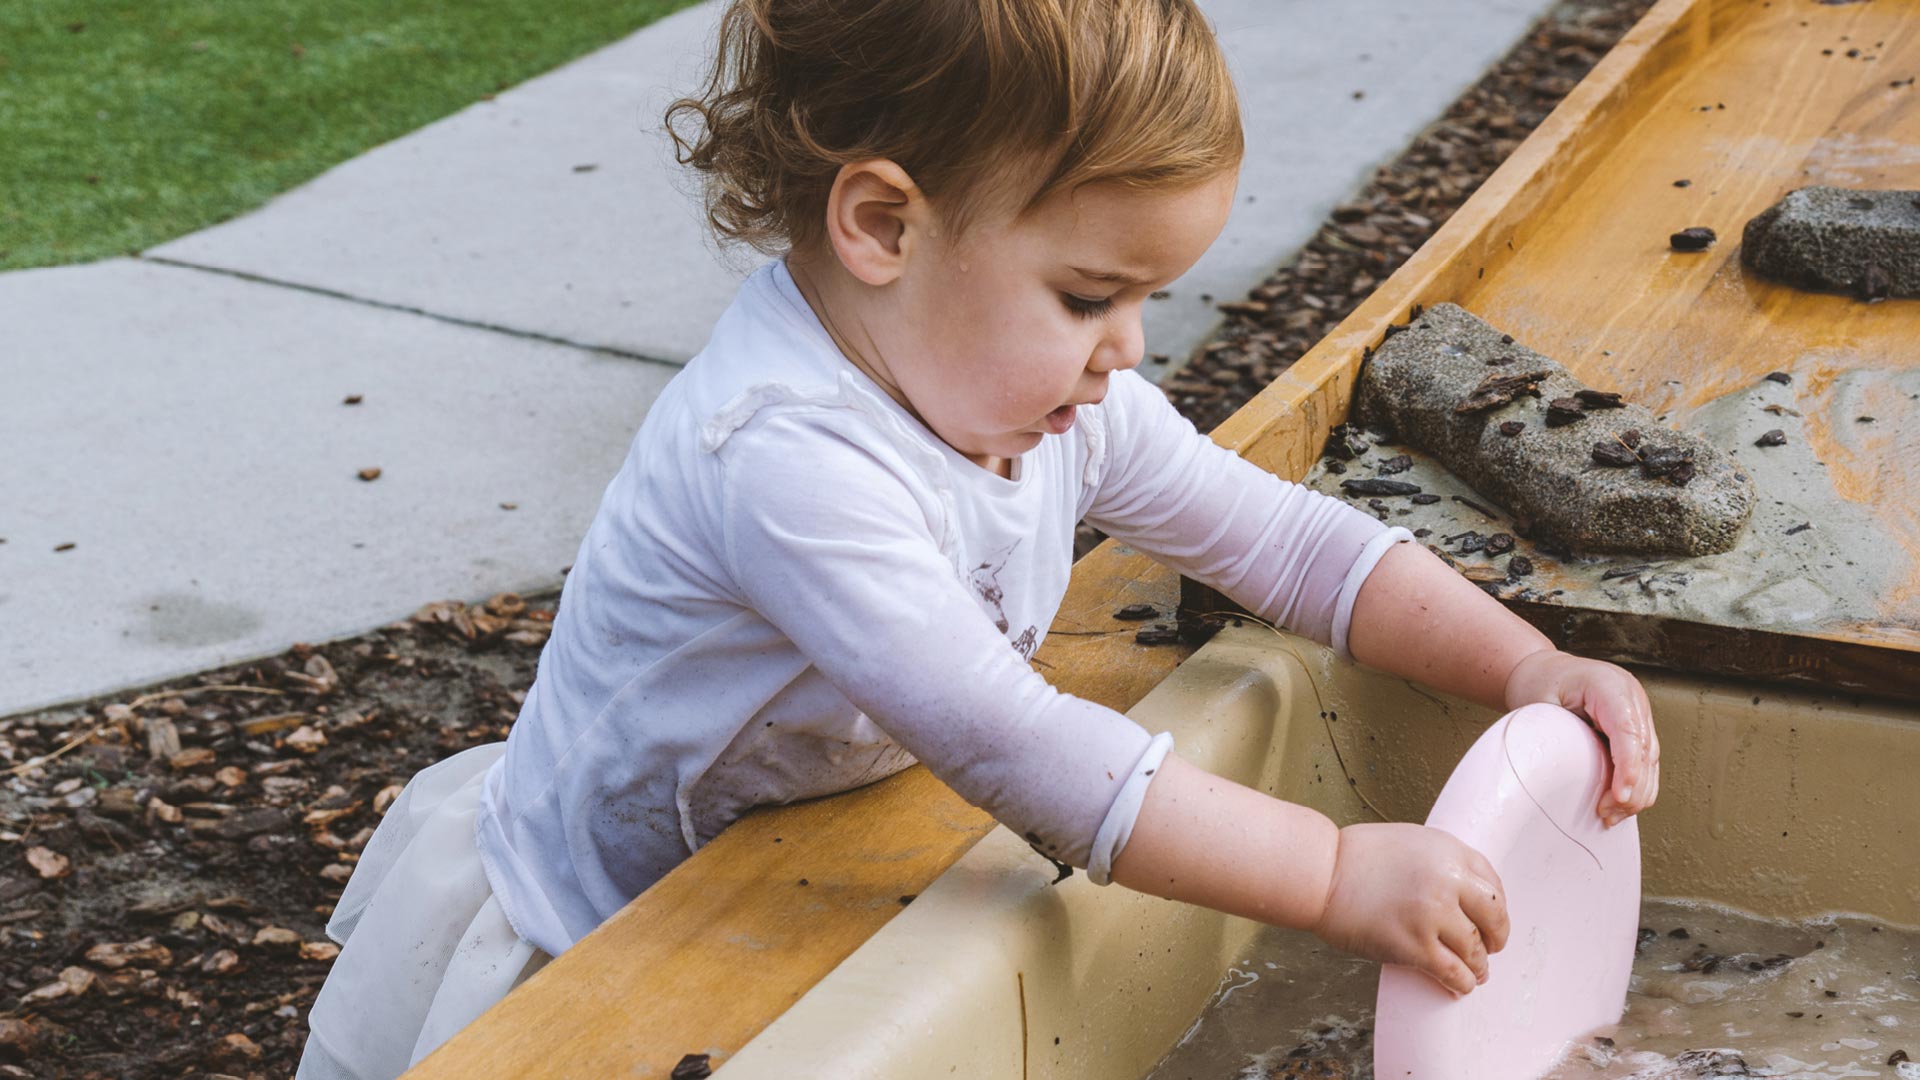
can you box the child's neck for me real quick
[784,252,1012,479]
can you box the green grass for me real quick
[0,0,705,270]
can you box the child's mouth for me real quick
[1044,404,1077,434]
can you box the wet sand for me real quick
[1145,898,1920,1080]
[1306,359,1920,655]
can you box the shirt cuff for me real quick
[1330,526,1413,662]
[1085,731,1176,886]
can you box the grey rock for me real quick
[1740,186,1920,300]
[1356,304,1755,556]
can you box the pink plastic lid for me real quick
[1373,703,1641,1080]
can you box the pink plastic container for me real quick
[1373,703,1641,1079]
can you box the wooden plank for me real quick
[408,542,1190,1078]
[1505,600,1920,704]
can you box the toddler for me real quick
[298,1,1660,1075]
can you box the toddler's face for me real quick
[892,171,1237,471]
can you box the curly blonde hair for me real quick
[665,0,1243,255]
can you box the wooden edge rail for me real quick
[409,1,1711,1075]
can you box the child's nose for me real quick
[1089,313,1145,374]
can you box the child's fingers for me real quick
[1439,917,1490,985]
[1639,743,1662,814]
[1606,680,1658,821]
[1459,857,1510,953]
[1593,679,1655,823]
[1636,691,1661,814]
[1423,941,1479,996]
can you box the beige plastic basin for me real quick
[714,625,1920,1079]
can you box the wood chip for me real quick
[168,747,215,770]
[86,937,173,969]
[215,766,248,787]
[20,979,71,1006]
[1455,369,1554,414]
[303,802,361,827]
[1338,478,1422,497]
[484,592,528,618]
[238,712,308,736]
[252,926,301,947]
[284,725,328,753]
[145,716,182,760]
[373,783,405,816]
[25,845,70,879]
[1545,397,1589,426]
[1668,226,1716,251]
[60,966,95,996]
[300,940,342,962]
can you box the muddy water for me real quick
[1144,899,1920,1080]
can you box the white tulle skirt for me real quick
[296,743,550,1080]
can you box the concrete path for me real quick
[1,0,1556,717]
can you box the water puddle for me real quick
[1145,899,1920,1079]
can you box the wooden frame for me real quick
[411,0,1916,1072]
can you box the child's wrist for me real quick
[1500,645,1563,712]
[1297,820,1343,936]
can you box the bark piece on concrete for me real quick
[1740,186,1920,300]
[1355,304,1755,556]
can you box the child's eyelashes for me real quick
[1061,292,1116,320]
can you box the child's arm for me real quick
[1109,753,1510,995]
[1344,540,1552,709]
[1346,542,1660,825]
[1082,371,1659,825]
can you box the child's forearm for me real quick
[1345,541,1553,711]
[1107,752,1339,929]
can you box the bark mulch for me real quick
[1,0,1654,1075]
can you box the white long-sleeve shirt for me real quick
[474,260,1408,957]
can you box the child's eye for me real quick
[1061,292,1116,320]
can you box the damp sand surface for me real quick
[1145,899,1920,1080]
[1307,360,1920,654]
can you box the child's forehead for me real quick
[1007,174,1238,273]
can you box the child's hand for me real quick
[1503,649,1659,827]
[1311,823,1509,995]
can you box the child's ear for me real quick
[823,159,929,287]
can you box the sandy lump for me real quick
[1355,304,1755,556]
[1741,186,1920,301]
